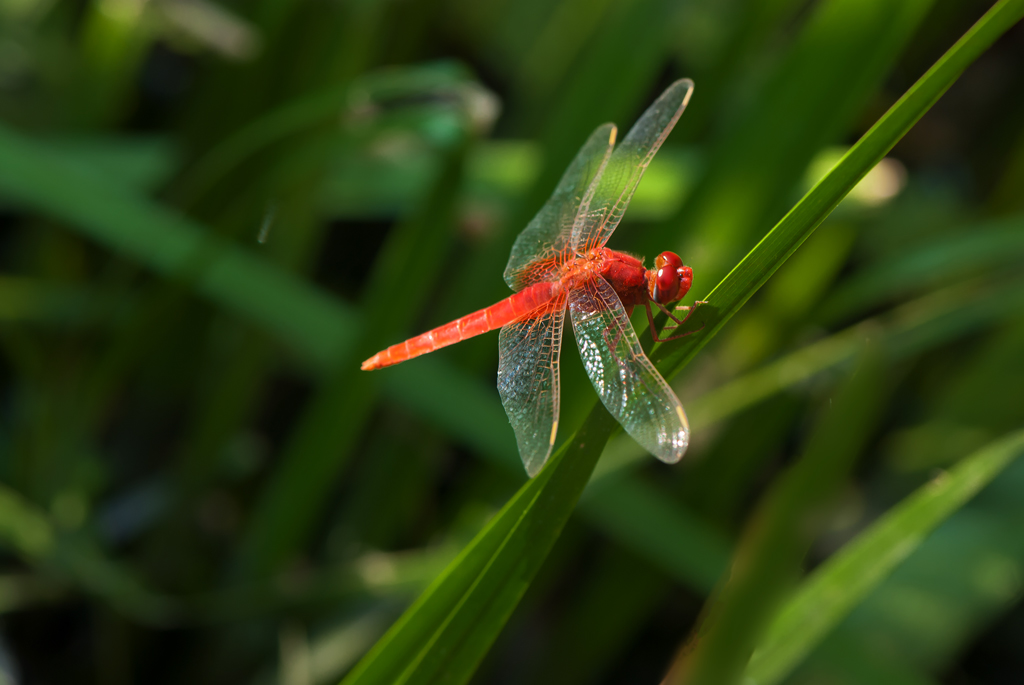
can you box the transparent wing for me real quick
[503,124,616,291]
[571,78,694,253]
[568,276,689,463]
[497,294,568,476]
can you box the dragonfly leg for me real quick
[665,300,708,325]
[601,323,627,355]
[647,300,707,343]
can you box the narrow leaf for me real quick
[341,407,614,685]
[344,3,1024,681]
[652,0,1024,378]
[747,427,1024,685]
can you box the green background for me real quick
[0,0,1023,683]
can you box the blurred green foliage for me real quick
[0,0,1023,684]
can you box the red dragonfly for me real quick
[363,79,701,476]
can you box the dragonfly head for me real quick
[651,251,693,304]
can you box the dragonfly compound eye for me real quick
[676,265,693,299]
[655,251,684,272]
[654,266,681,303]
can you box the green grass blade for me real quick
[233,141,468,579]
[651,0,1024,377]
[0,117,725,597]
[667,350,890,685]
[5,3,1020,679]
[340,408,615,685]
[746,427,1024,685]
[342,3,1024,677]
[589,0,1024,482]
[33,136,176,192]
[381,355,733,593]
[644,0,934,283]
[596,276,1024,481]
[173,61,473,205]
[554,0,927,443]
[0,124,357,370]
[691,276,1024,430]
[818,213,1024,323]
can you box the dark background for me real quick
[0,0,1023,683]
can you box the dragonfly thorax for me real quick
[559,249,609,290]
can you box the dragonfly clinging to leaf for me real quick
[363,79,703,476]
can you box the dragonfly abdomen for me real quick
[361,281,561,370]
